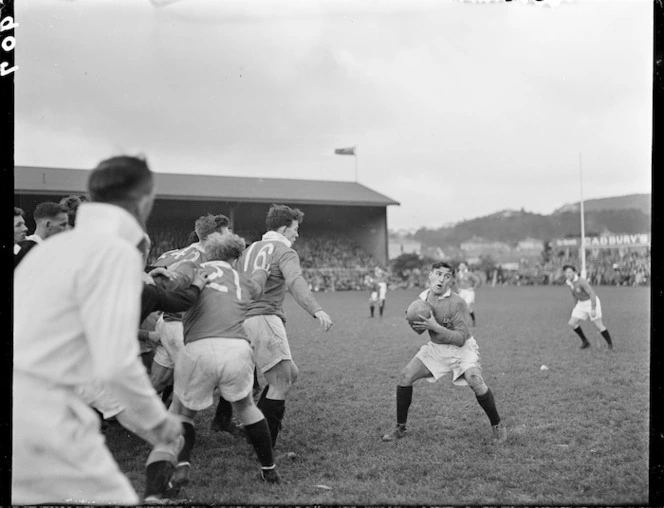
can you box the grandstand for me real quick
[14,165,400,287]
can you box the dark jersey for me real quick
[153,242,204,269]
[153,242,205,321]
[238,238,321,322]
[420,288,472,345]
[566,276,593,302]
[182,260,258,344]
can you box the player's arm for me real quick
[412,302,470,347]
[280,250,333,331]
[78,245,175,436]
[433,302,472,346]
[141,281,202,317]
[471,272,481,289]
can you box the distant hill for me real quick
[553,193,651,215]
[413,194,651,248]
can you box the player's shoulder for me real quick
[448,291,467,306]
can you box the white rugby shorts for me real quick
[378,283,387,300]
[152,317,184,369]
[415,337,481,386]
[571,297,603,322]
[243,314,292,373]
[458,288,475,306]
[370,291,379,303]
[174,338,254,410]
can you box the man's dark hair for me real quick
[195,214,230,241]
[59,195,87,227]
[562,264,577,273]
[187,230,199,245]
[14,207,24,218]
[431,261,454,276]
[33,202,66,222]
[87,156,153,205]
[265,204,304,231]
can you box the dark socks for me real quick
[178,422,196,464]
[573,325,589,346]
[212,396,234,427]
[379,303,384,317]
[601,329,613,347]
[161,385,173,405]
[144,461,175,499]
[470,311,476,325]
[257,397,285,447]
[396,385,413,426]
[244,418,276,467]
[370,305,375,317]
[476,388,501,426]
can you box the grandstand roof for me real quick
[14,166,400,207]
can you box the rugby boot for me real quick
[143,461,175,502]
[170,461,191,489]
[261,466,282,484]
[492,422,507,444]
[381,424,407,442]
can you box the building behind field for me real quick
[14,165,400,268]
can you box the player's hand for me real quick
[590,308,597,319]
[411,313,441,333]
[151,413,183,444]
[147,330,161,344]
[192,269,209,290]
[149,267,176,280]
[314,310,333,332]
[142,272,155,286]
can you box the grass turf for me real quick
[105,284,650,505]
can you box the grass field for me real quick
[106,285,650,505]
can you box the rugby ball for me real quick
[406,299,432,334]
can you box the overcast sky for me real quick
[14,0,653,230]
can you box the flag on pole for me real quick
[334,146,356,156]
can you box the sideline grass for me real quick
[106,285,650,505]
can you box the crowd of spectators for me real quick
[543,248,650,287]
[143,226,650,291]
[294,235,379,270]
[494,248,651,287]
[145,227,383,291]
[146,229,192,265]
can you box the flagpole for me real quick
[579,152,587,279]
[354,146,358,182]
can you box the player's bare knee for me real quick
[465,372,485,393]
[399,367,414,385]
[568,319,578,328]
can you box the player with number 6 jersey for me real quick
[143,233,281,501]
